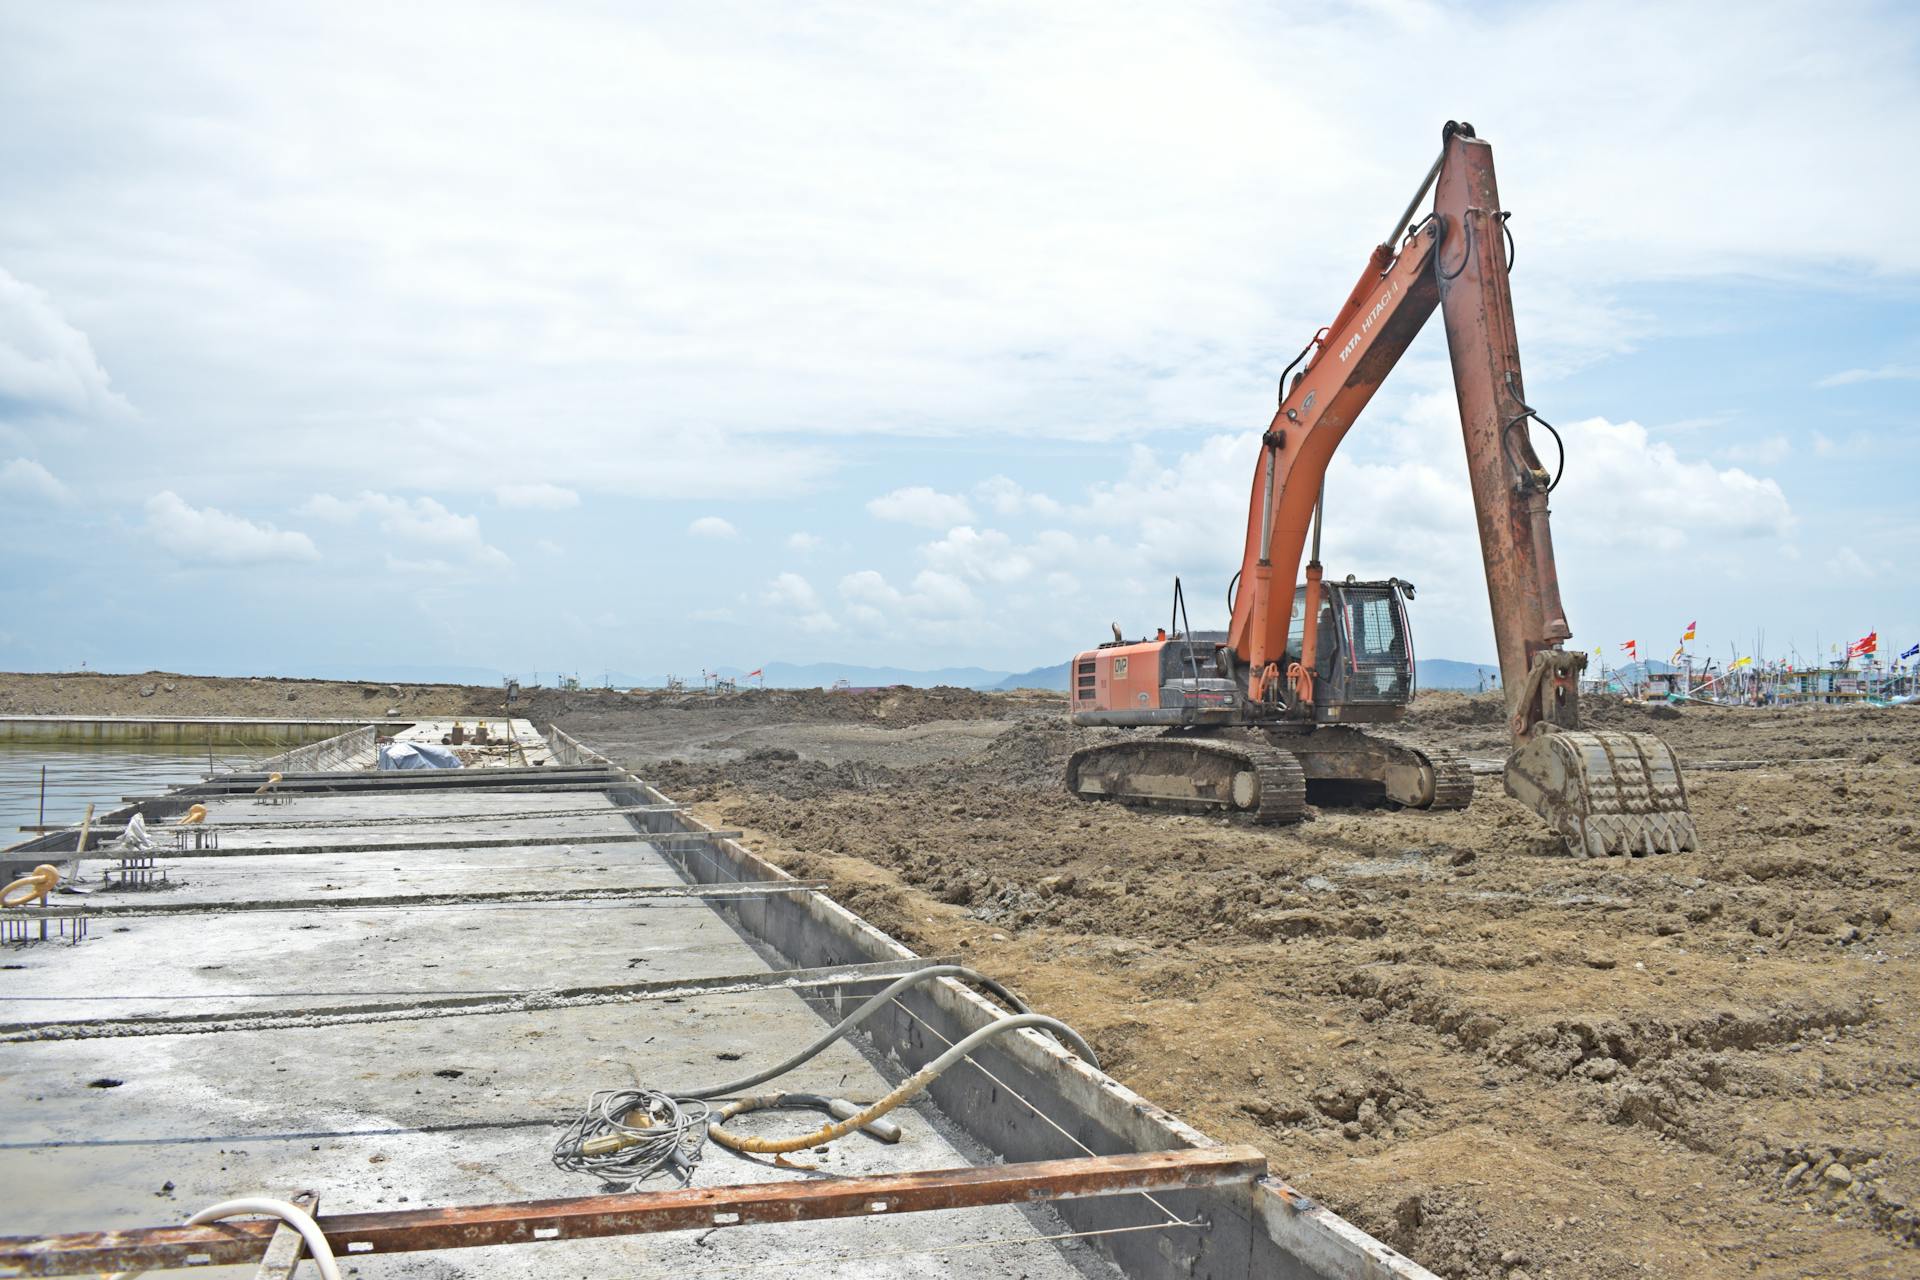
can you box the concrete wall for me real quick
[545,725,1438,1280]
[0,716,370,747]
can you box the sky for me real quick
[2,0,1917,682]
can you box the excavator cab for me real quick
[1286,579,1416,721]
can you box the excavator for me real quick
[1065,122,1698,858]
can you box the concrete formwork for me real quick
[0,722,1438,1278]
[544,726,1437,1280]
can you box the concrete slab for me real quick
[0,763,1109,1277]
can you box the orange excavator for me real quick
[1065,122,1698,857]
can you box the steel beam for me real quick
[0,1147,1264,1275]
[0,954,955,1043]
[83,831,741,860]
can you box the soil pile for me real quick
[557,689,1920,1279]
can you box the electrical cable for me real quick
[552,1089,712,1184]
[707,1014,1091,1156]
[552,965,1100,1180]
[672,964,1092,1099]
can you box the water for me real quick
[0,744,263,839]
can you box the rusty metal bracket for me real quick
[0,1146,1265,1276]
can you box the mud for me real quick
[562,688,1919,1279]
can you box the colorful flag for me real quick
[1847,632,1878,658]
[1671,643,1684,663]
[1682,621,1697,641]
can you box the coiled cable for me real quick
[551,1089,711,1185]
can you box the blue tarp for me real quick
[378,741,464,770]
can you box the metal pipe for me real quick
[1385,145,1446,249]
[1309,480,1325,564]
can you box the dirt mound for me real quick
[574,687,1920,1277]
[0,670,501,718]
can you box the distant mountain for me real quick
[995,662,1071,691]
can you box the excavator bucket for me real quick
[1504,729,1699,857]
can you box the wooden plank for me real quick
[0,1147,1264,1274]
[251,1192,318,1280]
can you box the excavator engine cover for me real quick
[1504,728,1698,857]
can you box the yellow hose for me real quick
[253,772,283,795]
[1,864,61,909]
[177,804,209,825]
[709,1068,938,1155]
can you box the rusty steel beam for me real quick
[0,1146,1264,1275]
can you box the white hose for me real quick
[109,1196,342,1280]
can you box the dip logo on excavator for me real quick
[1337,279,1403,364]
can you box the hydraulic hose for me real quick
[671,964,1095,1100]
[0,865,60,908]
[708,1014,1090,1155]
[556,965,1101,1178]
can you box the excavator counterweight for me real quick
[1065,123,1698,858]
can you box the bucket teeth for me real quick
[1504,729,1699,858]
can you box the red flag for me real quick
[746,667,764,678]
[1620,640,1637,656]
[1846,633,1877,658]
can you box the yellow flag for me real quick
[1730,655,1753,670]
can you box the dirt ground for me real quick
[553,686,1919,1280]
[0,670,509,718]
[6,672,1913,1277]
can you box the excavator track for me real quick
[1367,729,1475,810]
[1066,734,1307,824]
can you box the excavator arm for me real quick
[1225,122,1697,855]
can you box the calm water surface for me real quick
[0,744,264,837]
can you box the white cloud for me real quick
[0,269,133,424]
[1816,364,1920,388]
[494,482,580,509]
[867,486,974,528]
[144,492,319,565]
[300,491,510,567]
[1833,546,1875,579]
[764,571,836,633]
[838,567,978,626]
[923,526,1034,584]
[1550,417,1793,553]
[689,515,738,539]
[1073,435,1252,576]
[0,458,70,503]
[976,475,1062,517]
[1727,435,1791,466]
[785,531,823,553]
